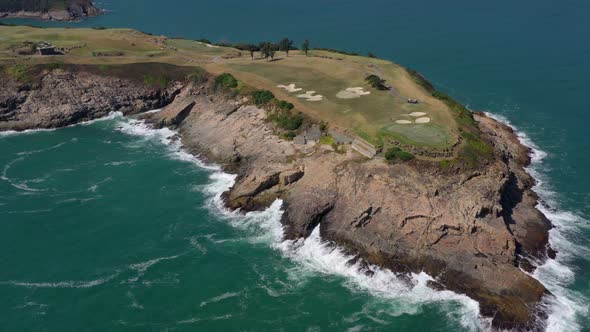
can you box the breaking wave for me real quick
[110,110,587,331]
[485,112,589,331]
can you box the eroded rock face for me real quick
[0,0,102,21]
[0,79,555,330]
[0,69,181,130]
[152,88,553,330]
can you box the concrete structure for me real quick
[352,138,379,158]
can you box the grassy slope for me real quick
[0,25,491,163]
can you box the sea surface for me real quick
[1,1,589,331]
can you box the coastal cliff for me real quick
[0,67,555,330]
[0,0,102,21]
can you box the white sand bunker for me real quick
[409,112,427,117]
[415,117,431,124]
[277,83,303,93]
[395,120,412,124]
[297,91,324,101]
[336,87,371,99]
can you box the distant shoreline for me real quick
[0,1,102,22]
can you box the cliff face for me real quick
[0,68,181,130]
[0,0,102,21]
[153,85,554,330]
[0,70,555,330]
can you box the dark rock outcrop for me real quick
[0,0,102,21]
[0,69,182,130]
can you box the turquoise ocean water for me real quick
[1,1,589,331]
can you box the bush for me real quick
[280,131,297,141]
[252,89,275,105]
[274,112,303,130]
[365,74,388,90]
[214,73,238,89]
[275,99,294,111]
[319,121,329,132]
[384,147,415,162]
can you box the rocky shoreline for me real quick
[0,68,555,330]
[0,0,102,21]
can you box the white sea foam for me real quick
[485,112,589,331]
[199,171,485,330]
[126,254,182,284]
[0,112,124,138]
[199,291,241,307]
[0,272,119,289]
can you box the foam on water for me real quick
[198,166,485,330]
[111,113,488,330]
[485,112,589,331]
[0,272,120,289]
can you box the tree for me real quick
[260,42,276,60]
[278,38,293,57]
[245,44,258,60]
[302,39,310,56]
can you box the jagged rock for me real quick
[0,77,556,330]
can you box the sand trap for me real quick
[409,112,427,117]
[336,87,371,99]
[297,91,324,101]
[415,117,431,124]
[395,120,412,124]
[277,83,303,93]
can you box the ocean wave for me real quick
[485,112,589,331]
[115,117,221,172]
[199,174,485,330]
[0,112,124,138]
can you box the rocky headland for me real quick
[0,0,102,21]
[0,67,555,330]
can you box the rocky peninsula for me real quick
[0,0,102,21]
[0,65,555,330]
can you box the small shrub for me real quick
[214,73,238,89]
[252,89,275,105]
[385,147,415,162]
[319,121,329,132]
[274,112,303,130]
[275,99,294,110]
[368,52,378,58]
[365,74,388,90]
[280,131,297,141]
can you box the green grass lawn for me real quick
[0,25,463,150]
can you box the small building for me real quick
[36,42,63,56]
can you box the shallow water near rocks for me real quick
[2,0,590,330]
[0,117,480,331]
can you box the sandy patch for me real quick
[336,87,371,99]
[297,91,324,101]
[395,120,412,124]
[277,83,303,93]
[409,112,427,117]
[415,117,431,124]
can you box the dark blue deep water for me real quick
[1,1,589,331]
